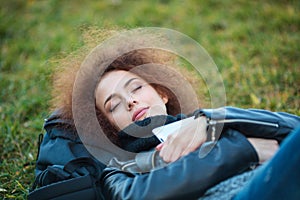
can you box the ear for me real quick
[154,86,169,104]
[161,95,169,104]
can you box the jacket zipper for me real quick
[207,118,279,141]
[209,119,279,128]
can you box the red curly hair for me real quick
[50,28,206,142]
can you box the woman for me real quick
[92,61,299,199]
[33,29,300,199]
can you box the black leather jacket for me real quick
[35,107,300,199]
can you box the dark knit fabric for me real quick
[117,114,187,152]
[199,170,256,200]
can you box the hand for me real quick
[247,138,279,164]
[156,116,208,163]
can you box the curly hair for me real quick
[94,49,183,143]
[50,27,205,142]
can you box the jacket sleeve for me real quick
[195,106,300,143]
[100,129,259,200]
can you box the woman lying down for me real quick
[32,30,300,200]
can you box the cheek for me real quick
[143,88,164,104]
[139,87,159,102]
[143,88,168,114]
[108,109,132,130]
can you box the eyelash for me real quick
[109,102,120,112]
[108,84,144,112]
[131,85,143,93]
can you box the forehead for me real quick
[99,70,141,89]
[96,70,143,104]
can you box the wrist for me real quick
[194,112,217,142]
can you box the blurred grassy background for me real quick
[0,0,299,199]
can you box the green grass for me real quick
[1,0,299,199]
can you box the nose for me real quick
[127,96,137,110]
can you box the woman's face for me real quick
[95,70,168,130]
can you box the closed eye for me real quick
[109,102,120,112]
[131,85,143,93]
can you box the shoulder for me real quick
[43,109,79,142]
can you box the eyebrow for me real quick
[103,78,138,107]
[124,78,138,88]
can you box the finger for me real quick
[160,142,180,163]
[181,149,190,157]
[166,137,190,161]
[159,134,174,159]
[155,143,164,151]
[180,138,200,158]
[161,139,186,163]
[159,144,172,162]
[169,145,184,162]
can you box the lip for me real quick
[132,107,149,121]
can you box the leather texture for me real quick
[34,107,300,199]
